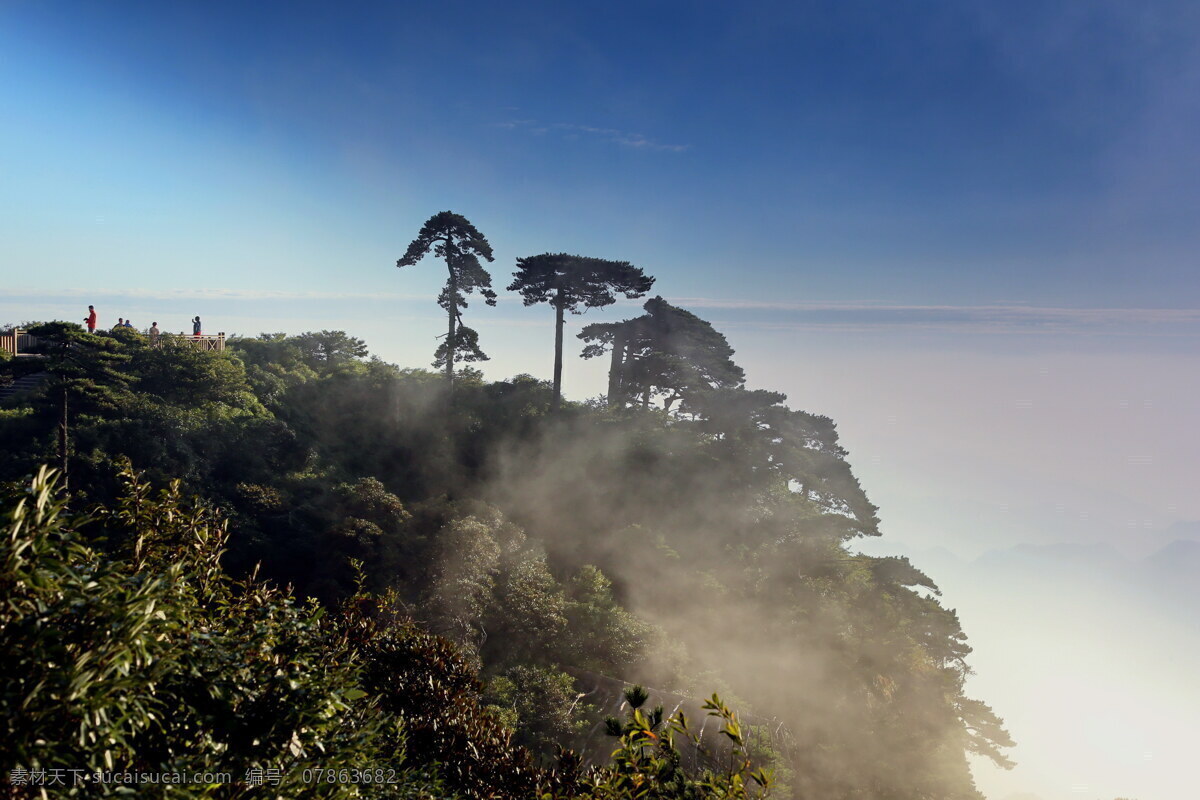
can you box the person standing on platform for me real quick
[84,305,98,333]
[192,316,202,338]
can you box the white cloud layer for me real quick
[6,288,1198,336]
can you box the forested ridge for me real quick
[1,215,1014,799]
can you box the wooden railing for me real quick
[0,329,224,355]
[0,329,38,356]
[150,333,226,352]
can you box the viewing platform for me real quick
[0,328,226,356]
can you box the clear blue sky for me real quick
[2,5,1199,797]
[3,0,1198,308]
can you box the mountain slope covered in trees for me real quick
[0,317,1013,799]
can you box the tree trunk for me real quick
[552,295,565,411]
[445,269,457,387]
[59,385,68,489]
[446,305,455,385]
[607,329,625,408]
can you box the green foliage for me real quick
[426,512,509,657]
[562,565,656,673]
[21,322,134,484]
[581,690,773,800]
[486,665,591,759]
[128,341,260,409]
[0,466,422,798]
[509,253,654,314]
[293,330,370,369]
[433,322,490,369]
[26,321,134,412]
[580,297,744,411]
[226,333,320,409]
[0,321,1015,800]
[483,548,569,667]
[343,592,552,799]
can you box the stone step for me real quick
[0,371,50,401]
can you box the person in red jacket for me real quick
[84,305,98,333]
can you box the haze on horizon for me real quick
[2,2,1198,798]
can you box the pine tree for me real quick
[580,296,743,410]
[396,211,497,386]
[27,322,131,488]
[508,253,653,410]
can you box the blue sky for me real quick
[2,4,1199,797]
[3,0,1199,307]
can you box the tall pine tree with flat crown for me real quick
[508,253,653,410]
[396,211,497,386]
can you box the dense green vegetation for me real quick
[2,465,771,798]
[1,271,1013,797]
[0,314,1012,800]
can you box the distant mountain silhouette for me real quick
[1144,537,1200,569]
[973,541,1124,579]
[1137,538,1200,615]
[1159,519,1200,541]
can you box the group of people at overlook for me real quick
[84,305,204,344]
